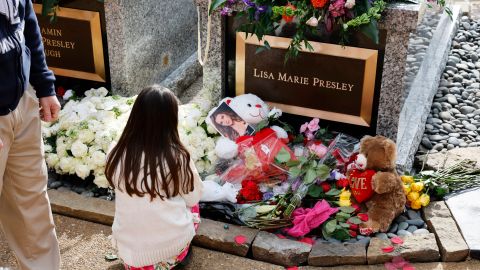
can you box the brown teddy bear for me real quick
[357,135,406,234]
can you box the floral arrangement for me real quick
[42,88,219,188]
[210,0,449,61]
[401,175,430,210]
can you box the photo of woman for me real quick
[210,102,255,141]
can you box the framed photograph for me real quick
[209,102,255,141]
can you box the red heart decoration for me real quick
[348,169,376,203]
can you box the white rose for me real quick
[206,124,218,135]
[46,153,59,168]
[44,144,53,153]
[94,174,110,188]
[345,0,355,9]
[63,90,74,100]
[71,141,88,158]
[195,160,206,174]
[91,151,106,167]
[75,164,91,179]
[78,129,95,144]
[268,107,283,119]
[59,157,75,173]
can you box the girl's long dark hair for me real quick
[105,85,194,200]
[211,109,244,140]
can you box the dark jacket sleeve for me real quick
[24,0,56,98]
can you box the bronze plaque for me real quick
[236,32,378,127]
[34,4,105,82]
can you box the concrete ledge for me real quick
[192,218,258,257]
[367,234,440,264]
[48,189,114,226]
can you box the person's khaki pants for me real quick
[0,90,60,269]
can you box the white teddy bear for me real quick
[207,94,287,159]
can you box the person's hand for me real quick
[39,96,61,122]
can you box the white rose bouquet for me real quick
[43,88,219,189]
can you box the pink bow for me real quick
[285,200,339,238]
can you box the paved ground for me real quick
[2,214,480,270]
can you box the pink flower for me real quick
[307,118,320,132]
[306,131,315,140]
[308,142,328,158]
[300,123,308,133]
[329,0,346,18]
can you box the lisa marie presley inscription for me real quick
[253,68,355,91]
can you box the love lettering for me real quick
[350,176,368,190]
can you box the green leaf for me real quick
[307,185,323,198]
[289,167,302,177]
[332,228,351,240]
[325,219,337,234]
[340,222,351,228]
[304,168,317,184]
[325,188,341,196]
[316,164,331,180]
[347,217,362,224]
[286,160,301,167]
[360,20,379,44]
[209,0,227,15]
[335,212,350,221]
[275,147,291,164]
[340,206,356,214]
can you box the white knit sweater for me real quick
[111,159,204,267]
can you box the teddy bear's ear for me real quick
[360,135,374,153]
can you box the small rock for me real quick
[375,233,388,240]
[421,138,433,149]
[396,215,408,223]
[407,210,421,220]
[357,237,371,246]
[407,226,418,233]
[397,230,413,237]
[407,219,425,227]
[49,181,63,189]
[387,233,397,238]
[460,106,476,114]
[430,135,444,141]
[448,137,460,146]
[465,124,477,131]
[388,223,399,234]
[413,229,429,235]
[81,191,94,197]
[439,111,453,120]
[398,222,409,231]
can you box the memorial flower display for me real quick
[42,88,219,188]
[209,0,449,61]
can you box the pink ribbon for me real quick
[285,200,339,238]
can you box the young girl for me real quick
[106,85,203,270]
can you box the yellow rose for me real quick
[401,175,414,184]
[339,199,351,207]
[403,184,411,195]
[339,189,351,201]
[407,191,420,202]
[419,193,430,207]
[411,199,422,210]
[411,182,424,192]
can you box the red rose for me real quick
[311,0,328,8]
[237,180,262,203]
[336,178,349,189]
[357,213,369,222]
[56,86,66,97]
[320,182,331,193]
[349,224,358,231]
[349,230,357,237]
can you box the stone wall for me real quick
[105,0,198,96]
